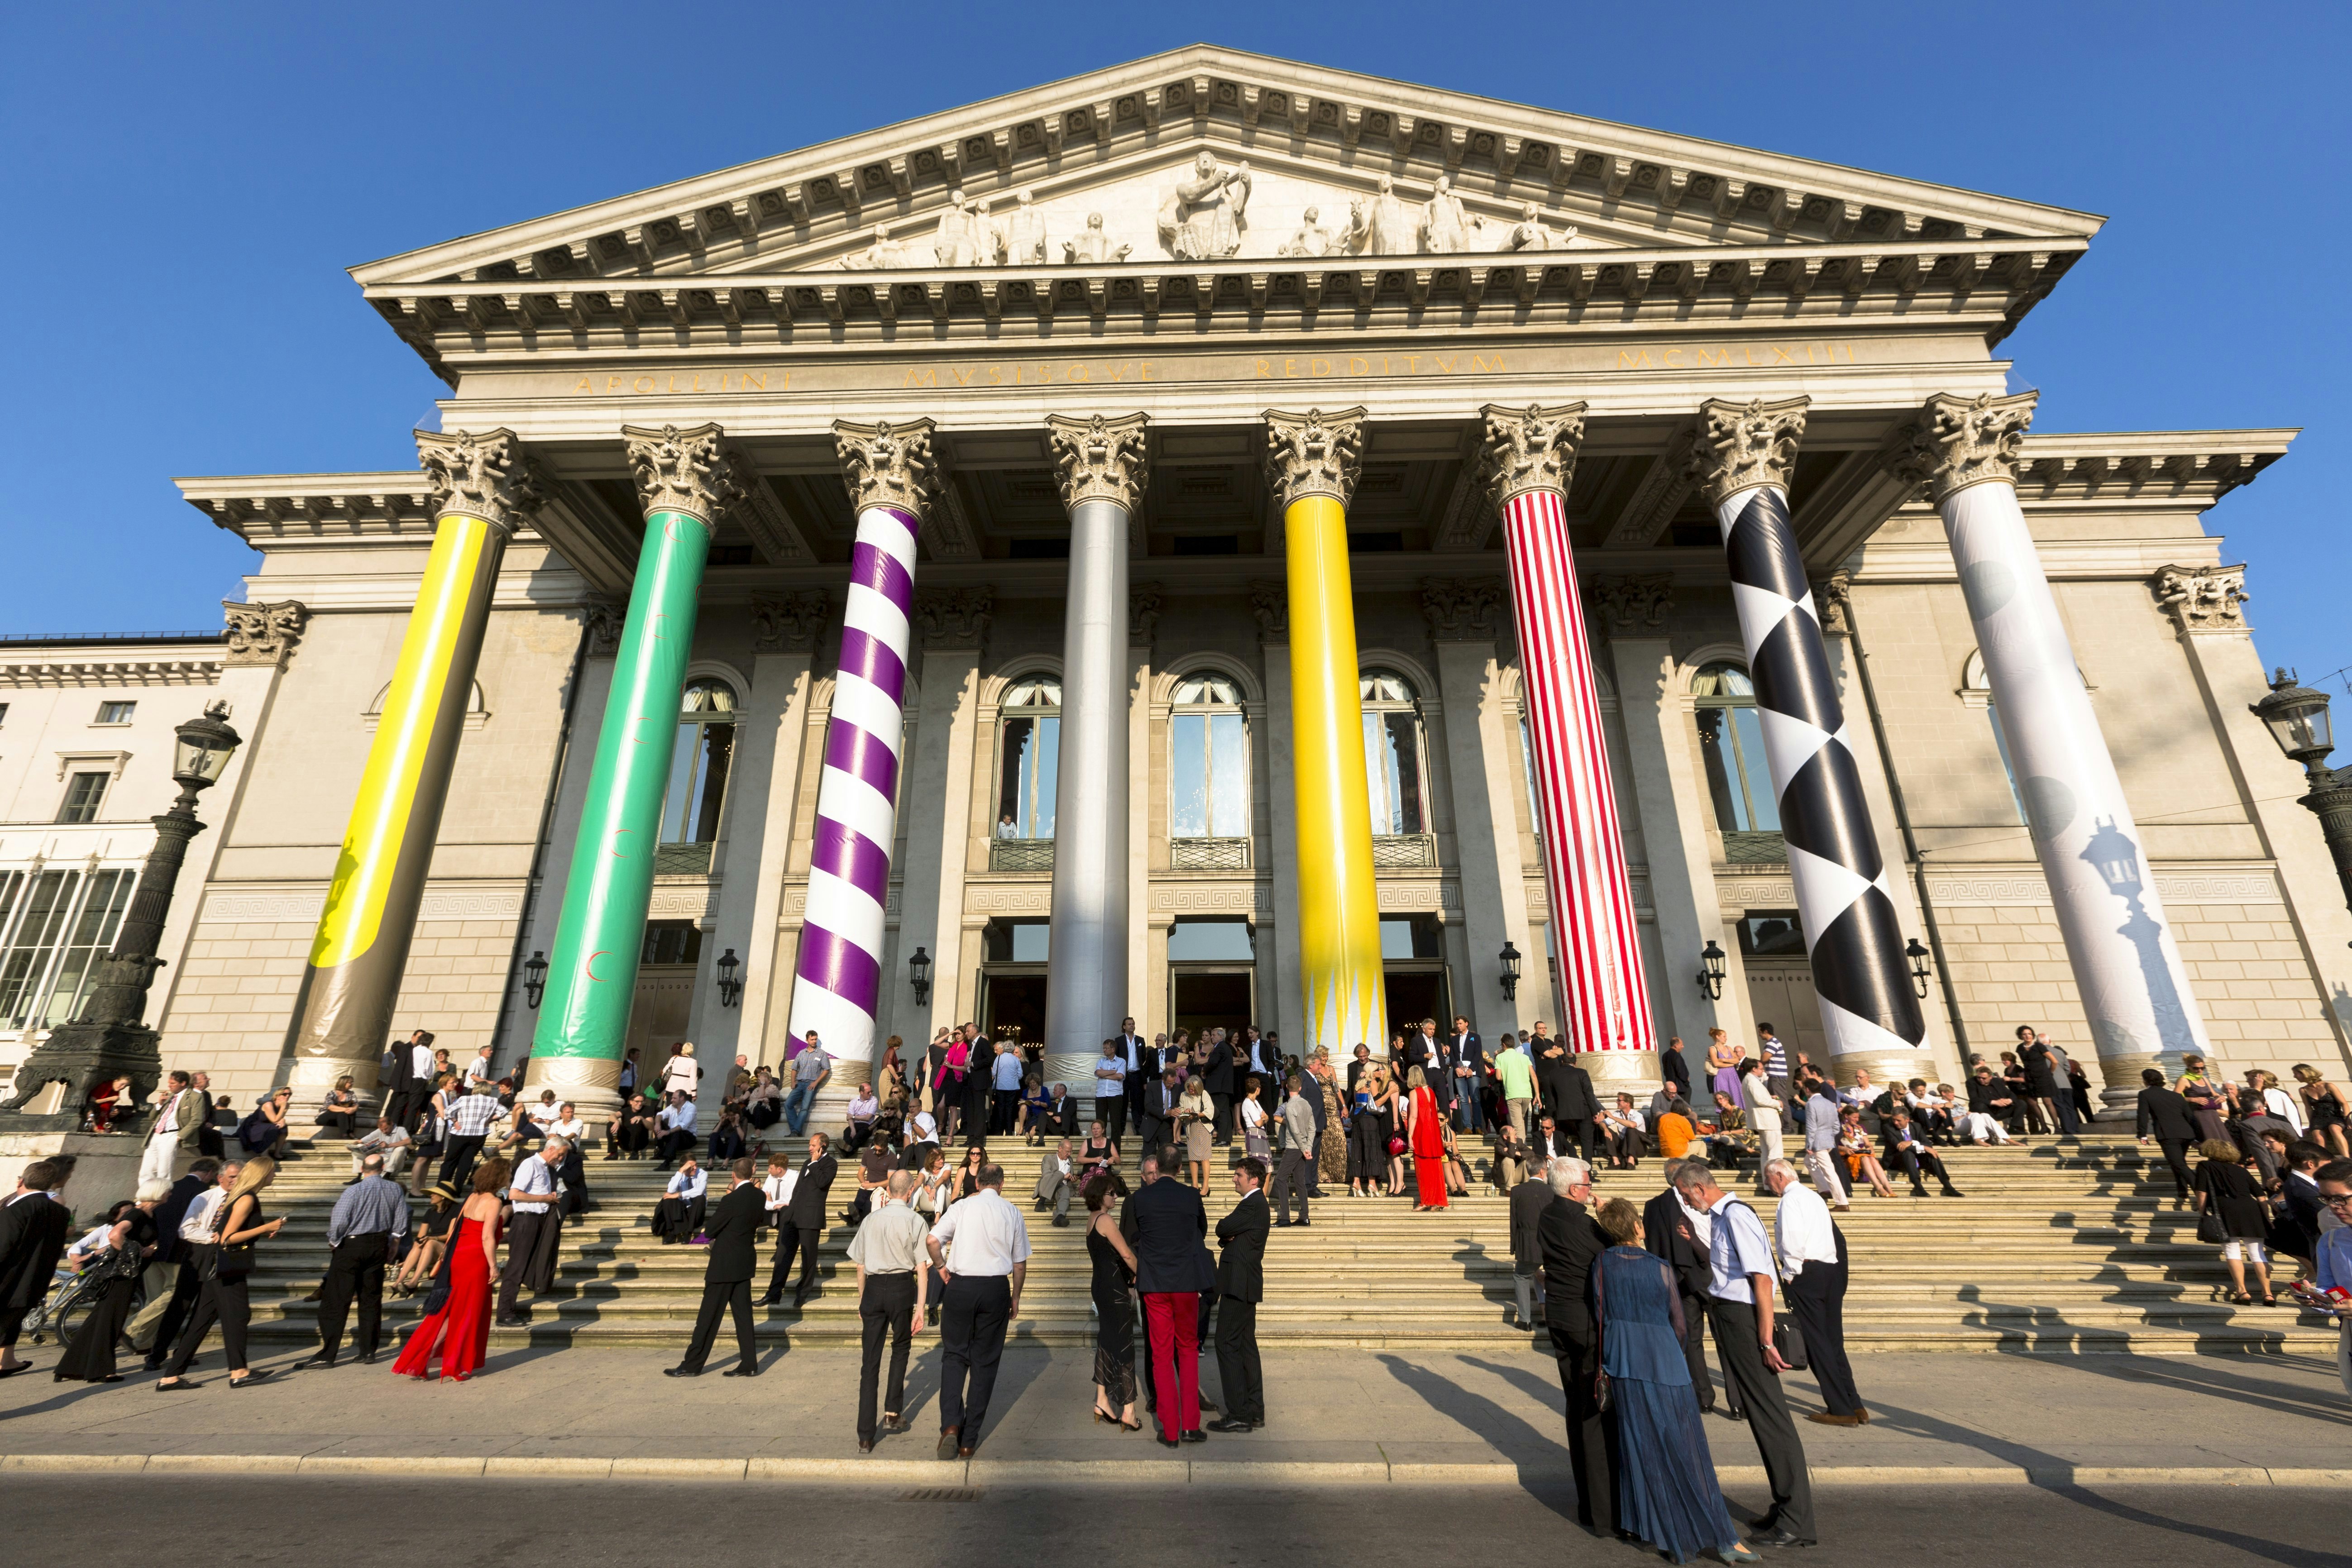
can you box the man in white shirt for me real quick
[1765,1158,1863,1427]
[1801,1084,1849,1210]
[1093,1042,1128,1148]
[141,1071,202,1186]
[349,1115,413,1179]
[990,1038,1026,1136]
[850,1170,932,1451]
[496,1137,566,1325]
[785,1034,830,1135]
[1669,1162,1815,1548]
[655,1092,700,1168]
[925,1161,1032,1458]
[464,1045,497,1089]
[656,1157,710,1243]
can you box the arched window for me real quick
[1170,675,1249,839]
[995,678,1061,839]
[660,678,736,845]
[1692,663,1778,835]
[1360,670,1427,835]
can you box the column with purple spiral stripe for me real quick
[788,419,940,1066]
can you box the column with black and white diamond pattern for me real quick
[1690,396,1926,1083]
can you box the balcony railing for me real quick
[1722,831,1788,865]
[654,842,715,876]
[1169,836,1251,871]
[1371,833,1437,869]
[989,837,1055,873]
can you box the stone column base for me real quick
[521,1056,624,1131]
[290,1053,384,1114]
[1579,1048,1659,1091]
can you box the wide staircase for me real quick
[240,1137,2342,1354]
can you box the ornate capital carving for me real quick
[1477,402,1587,507]
[1588,575,1674,636]
[1262,407,1364,509]
[1686,396,1809,509]
[1046,412,1151,512]
[1129,585,1164,649]
[1812,571,1855,637]
[834,417,940,522]
[1248,581,1290,645]
[2151,563,2251,633]
[416,427,547,534]
[751,590,831,653]
[220,599,308,668]
[1420,578,1507,641]
[912,588,994,649]
[621,422,745,529]
[581,602,624,657]
[1884,390,2038,503]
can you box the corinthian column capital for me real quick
[621,422,746,529]
[834,417,941,522]
[1045,412,1151,510]
[1685,395,1809,508]
[1262,406,1365,509]
[220,599,309,669]
[1477,401,1588,506]
[417,428,548,533]
[1884,390,2039,503]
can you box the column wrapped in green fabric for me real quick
[282,430,544,1107]
[526,425,744,1115]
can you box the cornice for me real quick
[349,46,2095,298]
[0,656,222,690]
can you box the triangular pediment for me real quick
[351,45,2099,290]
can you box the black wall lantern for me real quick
[908,946,932,1006]
[1697,939,1727,1001]
[715,947,742,1008]
[1497,939,1522,1002]
[522,950,548,1010]
[1904,937,1933,999]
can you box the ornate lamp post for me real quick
[1497,940,1522,1003]
[2252,669,2352,917]
[0,703,242,1130]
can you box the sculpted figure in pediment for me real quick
[843,223,910,269]
[997,188,1048,266]
[933,188,988,266]
[1277,206,1339,258]
[1158,151,1252,259]
[1345,173,1419,255]
[1063,211,1132,264]
[1506,202,1571,253]
[1421,175,1470,254]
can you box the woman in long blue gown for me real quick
[1593,1198,1757,1564]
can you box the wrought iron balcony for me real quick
[1371,832,1437,869]
[1169,836,1251,870]
[989,837,1055,873]
[654,842,715,876]
[1722,831,1788,865]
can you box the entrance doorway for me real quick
[1171,969,1252,1045]
[1743,964,1826,1069]
[626,921,701,1065]
[980,972,1048,1047]
[1384,971,1447,1047]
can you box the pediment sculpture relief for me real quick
[1063,212,1131,264]
[1159,151,1253,259]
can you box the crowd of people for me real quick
[8,1008,2352,1549]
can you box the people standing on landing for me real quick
[1405,1066,1449,1211]
[1084,1173,1141,1431]
[1209,1157,1270,1433]
[1592,1196,1759,1565]
[141,1071,208,1188]
[1538,1157,1614,1535]
[667,1157,763,1379]
[158,1156,286,1391]
[850,1170,931,1450]
[1124,1149,1216,1447]
[392,1158,507,1382]
[1178,1076,1214,1187]
[292,1152,409,1370]
[1668,1162,1816,1548]
[1268,1075,1315,1227]
[1765,1159,1863,1426]
[926,1161,1031,1458]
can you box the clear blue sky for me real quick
[4,3,2344,680]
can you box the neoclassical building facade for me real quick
[8,47,2333,1121]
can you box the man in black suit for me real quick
[1507,1154,1554,1330]
[667,1157,763,1377]
[1542,1038,1601,1164]
[768,1133,837,1307]
[1116,1018,1150,1133]
[1881,1111,1963,1197]
[1203,1029,1238,1144]
[1123,1151,1217,1445]
[1537,1156,1615,1535]
[1660,1034,1692,1102]
[1644,1157,1721,1413]
[1444,1016,1487,1133]
[1209,1156,1270,1432]
[0,1158,74,1374]
[2134,1067,2202,1203]
[1345,1043,1374,1096]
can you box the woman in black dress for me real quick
[157,1157,285,1391]
[1083,1174,1140,1429]
[2193,1140,2274,1307]
[54,1188,163,1383]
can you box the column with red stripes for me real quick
[1481,402,1658,1085]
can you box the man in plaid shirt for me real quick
[437,1082,504,1189]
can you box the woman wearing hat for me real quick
[394,1181,463,1296]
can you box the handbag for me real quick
[198,1195,258,1281]
[1772,1315,1809,1370]
[2194,1207,2228,1245]
[1386,1136,1407,1157]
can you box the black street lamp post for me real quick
[2252,669,2352,917]
[0,703,242,1131]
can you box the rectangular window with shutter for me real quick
[57,772,110,824]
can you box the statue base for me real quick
[0,1018,163,1136]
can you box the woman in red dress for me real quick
[1405,1066,1449,1211]
[393,1156,508,1382]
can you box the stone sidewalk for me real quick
[3,1341,2347,1486]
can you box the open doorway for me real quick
[1737,910,1827,1070]
[626,921,701,1064]
[978,918,1049,1048]
[1378,915,1448,1053]
[1172,970,1252,1045]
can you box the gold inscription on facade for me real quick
[570,371,781,395]
[1615,342,1858,370]
[900,361,1156,388]
[1253,353,1507,379]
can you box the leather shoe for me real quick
[857,1439,875,1453]
[359,1352,379,1366]
[956,1445,976,1459]
[288,1356,337,1372]
[884,1417,911,1435]
[724,1364,760,1377]
[1852,1405,1871,1424]
[1180,1429,1208,1443]
[1156,1434,1180,1448]
[757,1294,781,1307]
[1753,1526,1816,1548]
[1206,1417,1255,1434]
[1807,1411,1860,1426]
[937,1427,960,1460]
[663,1365,701,1377]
